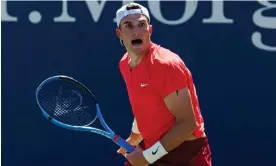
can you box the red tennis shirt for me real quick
[119,43,204,148]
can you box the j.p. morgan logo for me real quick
[2,0,276,52]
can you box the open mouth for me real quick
[131,39,143,45]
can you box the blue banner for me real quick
[2,1,276,166]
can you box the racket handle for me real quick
[114,135,135,153]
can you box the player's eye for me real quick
[139,22,146,27]
[125,24,132,29]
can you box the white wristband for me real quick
[142,141,168,164]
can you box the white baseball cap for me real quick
[116,3,150,27]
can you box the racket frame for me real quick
[36,75,135,152]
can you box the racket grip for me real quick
[114,135,135,153]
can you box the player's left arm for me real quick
[160,86,197,152]
[142,59,199,164]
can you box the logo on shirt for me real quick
[152,146,159,155]
[140,83,149,87]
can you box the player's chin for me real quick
[131,46,146,55]
[131,44,145,50]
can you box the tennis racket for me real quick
[35,75,135,153]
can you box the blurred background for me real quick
[2,1,276,166]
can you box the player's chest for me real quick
[124,68,160,104]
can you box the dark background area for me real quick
[2,1,276,166]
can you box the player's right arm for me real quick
[118,60,143,154]
[117,119,143,155]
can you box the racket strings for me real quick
[54,92,92,125]
[39,81,96,126]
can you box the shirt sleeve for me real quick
[156,59,189,98]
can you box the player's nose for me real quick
[132,31,141,37]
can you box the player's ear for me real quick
[116,28,122,40]
[149,25,153,36]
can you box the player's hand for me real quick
[125,146,149,166]
[117,139,136,155]
[117,146,128,155]
[117,133,143,155]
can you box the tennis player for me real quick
[115,3,212,166]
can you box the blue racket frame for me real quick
[36,75,135,153]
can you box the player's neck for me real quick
[128,43,152,69]
[128,52,145,68]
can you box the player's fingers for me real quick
[117,148,122,154]
[117,147,127,154]
[117,147,122,153]
[121,149,127,155]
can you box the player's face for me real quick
[116,14,152,54]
